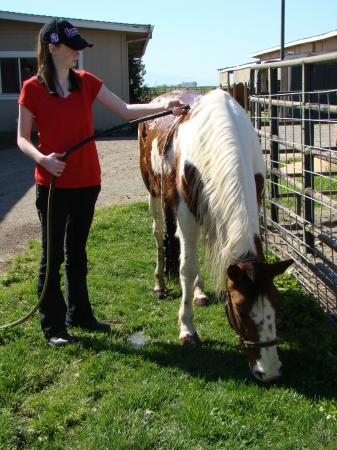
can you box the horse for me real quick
[138,89,293,382]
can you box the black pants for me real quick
[36,184,101,338]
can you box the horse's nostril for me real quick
[254,370,265,380]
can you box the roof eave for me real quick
[218,61,255,73]
[250,29,337,59]
[127,26,153,58]
[0,10,152,35]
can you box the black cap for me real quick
[41,18,93,50]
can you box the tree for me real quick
[128,57,150,103]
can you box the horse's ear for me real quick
[227,264,244,283]
[267,259,294,278]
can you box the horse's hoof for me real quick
[153,289,166,299]
[179,333,202,346]
[194,295,209,307]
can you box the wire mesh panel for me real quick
[250,79,337,324]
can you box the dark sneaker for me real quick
[85,321,111,333]
[66,319,111,333]
[48,331,74,347]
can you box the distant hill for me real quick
[144,72,218,87]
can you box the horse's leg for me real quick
[193,267,209,307]
[176,202,202,345]
[149,194,166,298]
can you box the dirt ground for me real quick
[0,135,149,274]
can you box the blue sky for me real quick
[1,0,337,85]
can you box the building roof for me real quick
[218,61,254,73]
[0,10,153,57]
[250,29,337,59]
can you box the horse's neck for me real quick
[254,235,266,261]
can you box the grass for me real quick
[264,159,337,213]
[1,202,337,449]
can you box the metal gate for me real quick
[249,53,337,324]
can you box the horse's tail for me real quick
[164,206,180,280]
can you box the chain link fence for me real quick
[249,55,337,324]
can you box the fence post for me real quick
[244,82,248,113]
[269,67,279,223]
[302,62,315,253]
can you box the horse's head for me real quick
[225,259,293,383]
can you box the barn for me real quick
[218,29,337,108]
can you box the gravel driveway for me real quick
[0,136,149,274]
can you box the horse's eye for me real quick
[236,307,248,319]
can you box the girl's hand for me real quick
[166,100,189,116]
[40,152,66,176]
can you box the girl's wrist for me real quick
[37,153,46,166]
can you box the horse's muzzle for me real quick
[252,364,282,383]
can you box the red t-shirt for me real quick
[18,70,103,188]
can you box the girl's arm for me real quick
[17,104,66,177]
[95,84,186,120]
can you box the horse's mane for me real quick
[179,89,262,290]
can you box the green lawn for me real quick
[1,202,337,449]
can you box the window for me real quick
[0,51,83,99]
[0,52,37,98]
[0,58,37,93]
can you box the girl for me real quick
[17,18,185,346]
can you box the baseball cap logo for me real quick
[64,27,79,38]
[50,33,59,43]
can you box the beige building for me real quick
[0,11,153,132]
[218,29,337,107]
[251,29,337,61]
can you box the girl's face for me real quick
[49,43,80,70]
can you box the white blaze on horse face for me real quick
[151,138,174,175]
[250,295,282,381]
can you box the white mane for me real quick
[177,89,265,290]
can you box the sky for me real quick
[1,0,337,86]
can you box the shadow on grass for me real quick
[78,327,337,401]
[1,281,336,401]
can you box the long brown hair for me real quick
[37,30,80,96]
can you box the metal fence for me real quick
[248,53,337,324]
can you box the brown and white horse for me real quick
[139,89,293,382]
